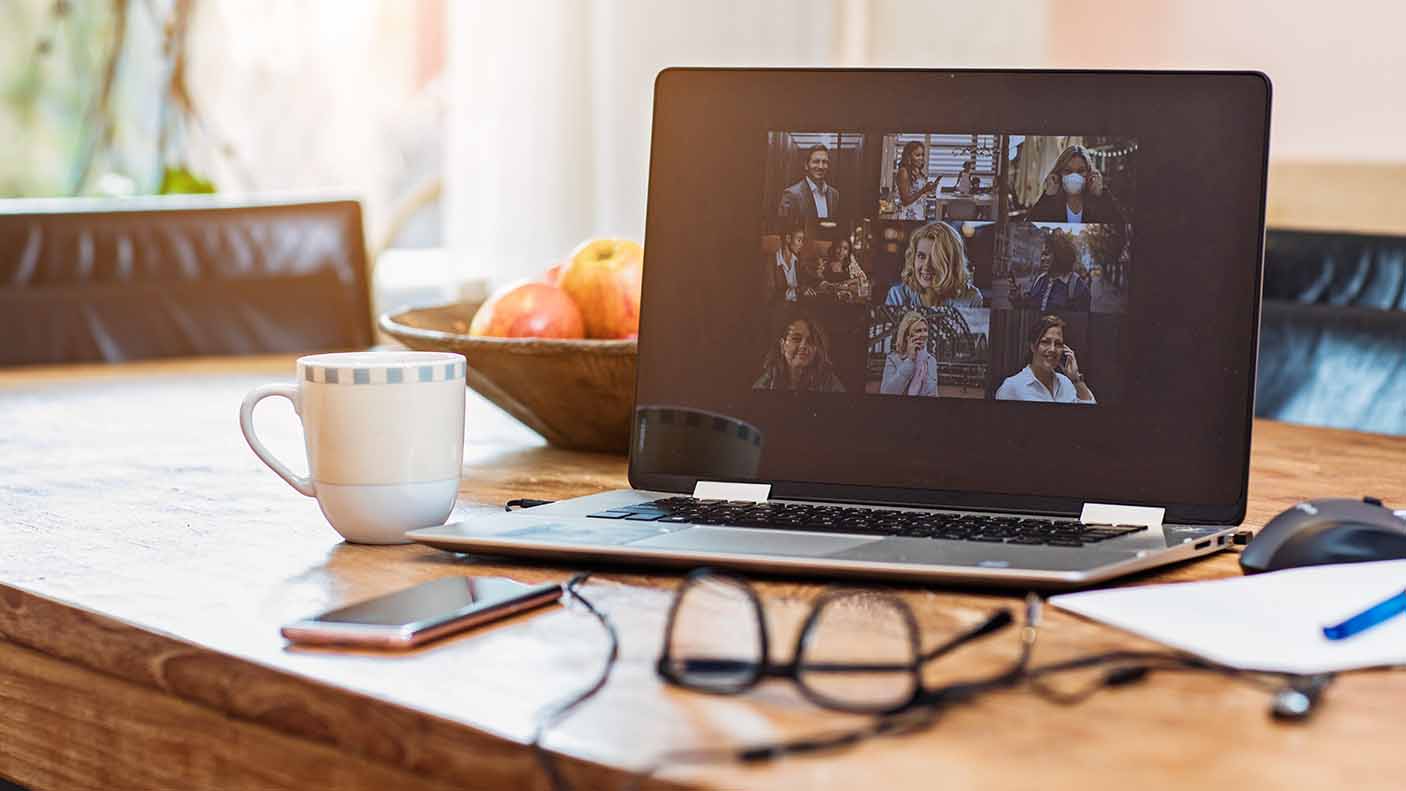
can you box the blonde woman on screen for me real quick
[880,310,939,397]
[884,221,983,308]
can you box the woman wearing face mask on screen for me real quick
[1028,144,1125,225]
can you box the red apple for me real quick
[468,281,585,339]
[558,238,643,339]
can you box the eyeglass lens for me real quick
[798,593,919,711]
[663,575,765,692]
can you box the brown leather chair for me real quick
[0,197,373,366]
[1257,228,1406,435]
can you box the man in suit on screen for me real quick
[779,144,840,223]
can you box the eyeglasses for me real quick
[655,568,1020,715]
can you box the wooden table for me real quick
[3,355,1405,791]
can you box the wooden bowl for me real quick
[378,302,636,453]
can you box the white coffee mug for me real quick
[239,351,467,544]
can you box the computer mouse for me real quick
[1240,497,1406,574]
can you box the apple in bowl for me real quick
[558,238,643,339]
[383,237,643,453]
[467,281,585,339]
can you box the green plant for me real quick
[5,0,220,197]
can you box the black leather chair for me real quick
[1256,229,1406,435]
[0,196,373,366]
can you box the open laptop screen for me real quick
[633,70,1270,525]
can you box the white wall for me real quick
[446,0,1405,285]
[860,0,1050,68]
[1045,0,1406,163]
[447,0,838,286]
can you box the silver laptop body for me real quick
[411,489,1236,590]
[411,68,1270,590]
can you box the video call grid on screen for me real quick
[755,130,1133,407]
[635,70,1270,521]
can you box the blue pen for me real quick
[1323,589,1406,640]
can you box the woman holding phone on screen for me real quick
[995,315,1096,403]
[1014,231,1091,312]
[881,310,939,397]
[893,141,940,221]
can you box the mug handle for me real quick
[239,383,316,497]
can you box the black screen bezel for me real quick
[629,68,1271,526]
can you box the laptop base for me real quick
[409,490,1233,591]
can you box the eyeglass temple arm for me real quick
[917,608,1014,663]
[674,600,1025,676]
[676,608,1016,677]
[914,597,1041,706]
[675,657,918,674]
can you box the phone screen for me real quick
[311,576,555,630]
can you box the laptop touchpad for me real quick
[631,527,878,557]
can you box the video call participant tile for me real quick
[871,220,993,310]
[763,131,865,232]
[751,305,866,394]
[877,133,999,223]
[988,310,1120,405]
[1012,136,1136,226]
[991,223,1130,314]
[760,224,876,306]
[865,305,990,400]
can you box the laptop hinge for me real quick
[693,481,771,503]
[1081,502,1165,528]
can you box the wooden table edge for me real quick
[0,581,693,791]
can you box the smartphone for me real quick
[281,576,562,648]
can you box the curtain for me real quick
[447,0,839,286]
[445,0,1056,286]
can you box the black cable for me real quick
[621,599,1040,789]
[506,498,555,511]
[529,573,619,791]
[517,575,1335,789]
[619,595,1335,788]
[620,706,946,791]
[1023,649,1287,706]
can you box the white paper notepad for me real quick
[1050,560,1406,674]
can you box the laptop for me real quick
[410,68,1272,589]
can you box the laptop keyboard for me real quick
[586,497,1147,548]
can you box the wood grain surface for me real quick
[1267,161,1406,236]
[2,355,1405,791]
